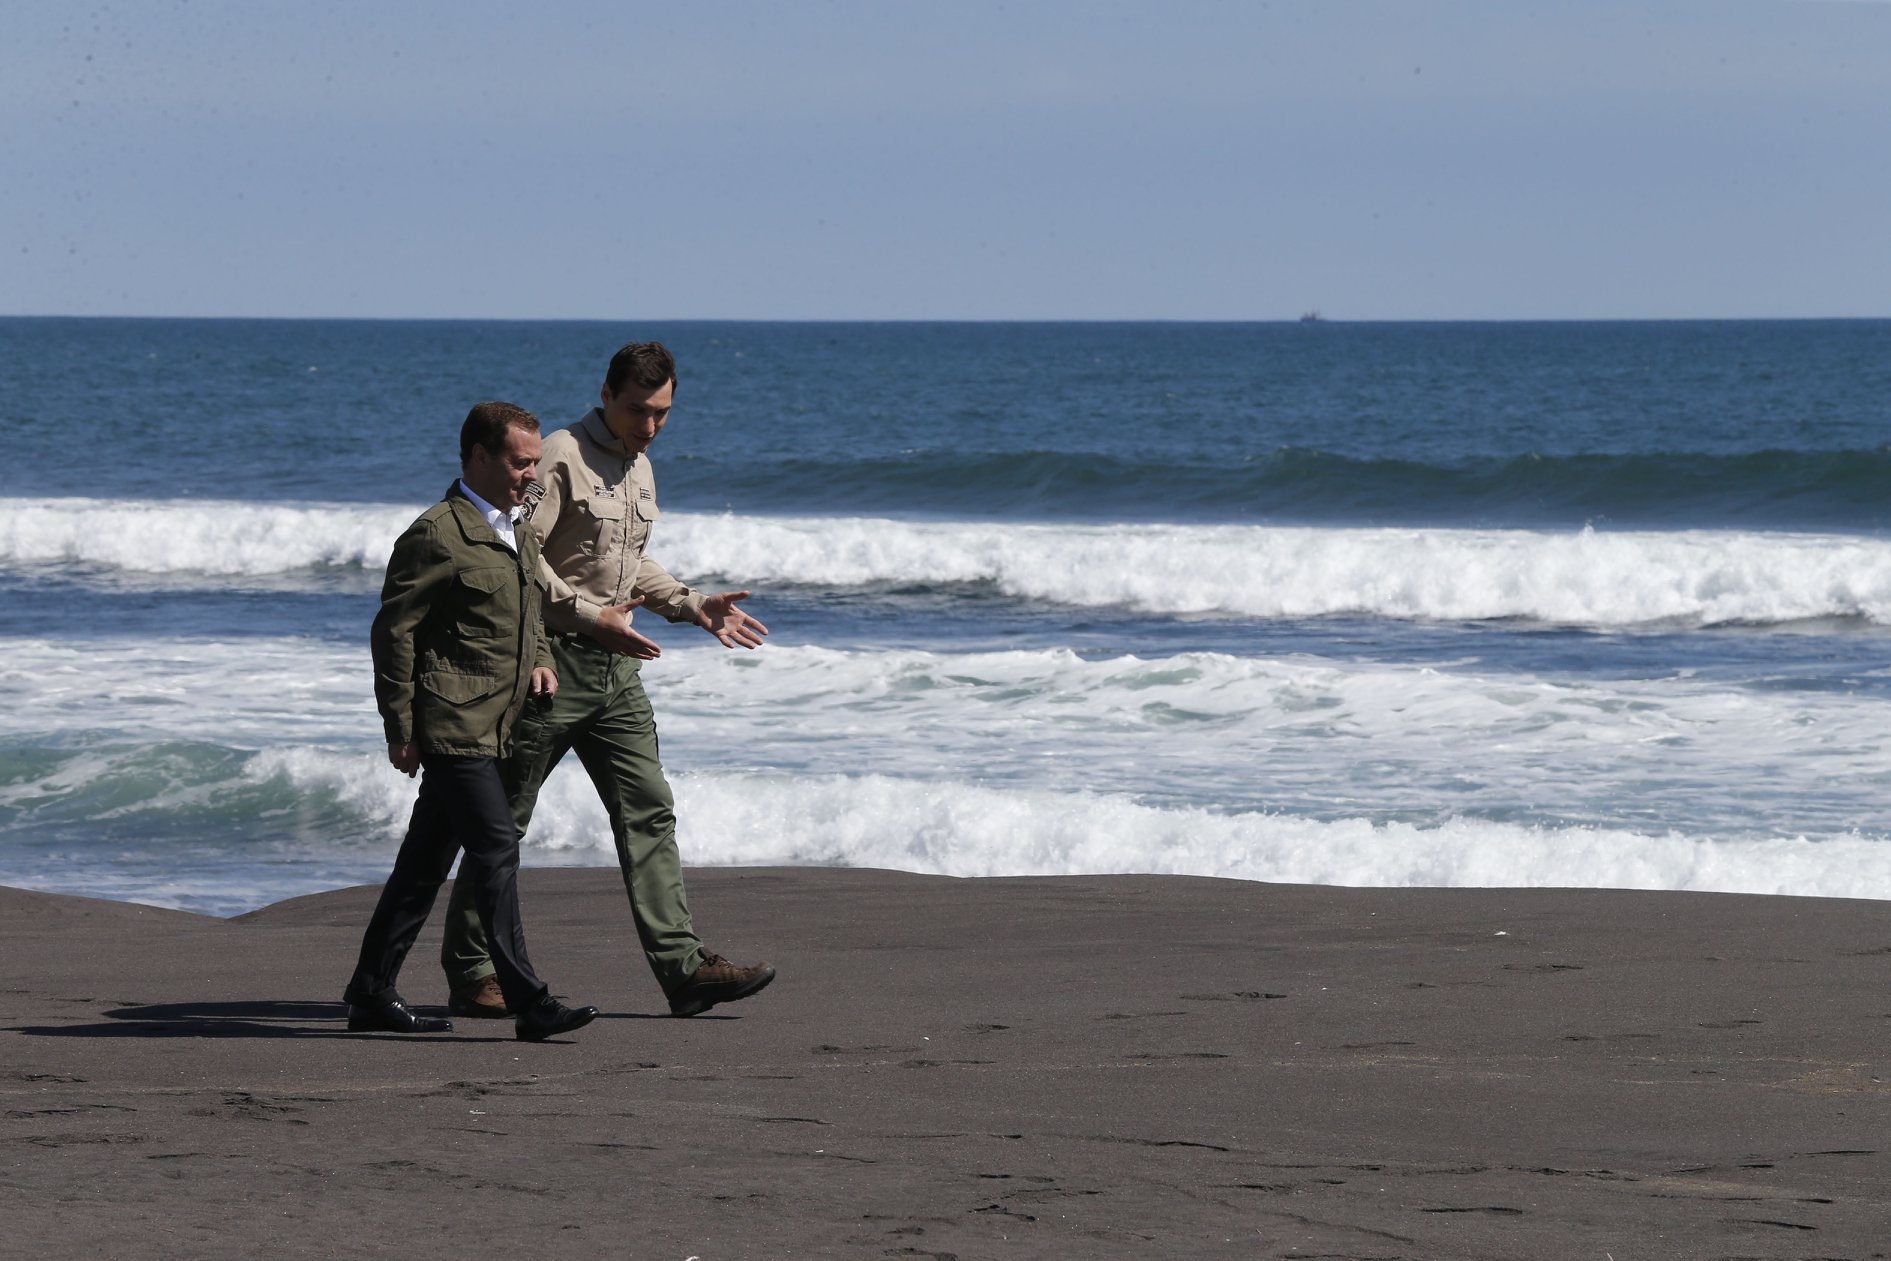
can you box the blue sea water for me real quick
[2,316,1889,914]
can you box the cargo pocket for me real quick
[418,670,507,705]
[505,687,559,790]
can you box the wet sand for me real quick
[4,867,1890,1259]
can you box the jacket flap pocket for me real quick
[419,670,506,705]
[458,566,511,593]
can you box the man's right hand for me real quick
[387,742,420,778]
[590,597,661,659]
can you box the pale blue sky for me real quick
[4,0,1887,320]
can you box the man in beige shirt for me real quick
[439,342,775,1018]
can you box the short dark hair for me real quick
[604,341,677,397]
[459,401,540,466]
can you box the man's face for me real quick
[600,377,674,455]
[465,424,542,510]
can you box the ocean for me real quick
[2,316,1889,915]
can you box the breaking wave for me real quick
[8,498,1891,628]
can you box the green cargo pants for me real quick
[441,631,705,995]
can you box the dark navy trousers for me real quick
[345,753,548,1014]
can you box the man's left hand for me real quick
[697,590,768,649]
[529,667,558,698]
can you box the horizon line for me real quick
[3,312,1888,326]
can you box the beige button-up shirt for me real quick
[522,409,706,635]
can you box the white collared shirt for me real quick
[457,479,521,552]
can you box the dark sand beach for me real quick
[4,867,1890,1259]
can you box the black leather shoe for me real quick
[515,997,598,1043]
[346,991,452,1034]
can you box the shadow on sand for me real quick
[7,999,714,1040]
[8,999,475,1041]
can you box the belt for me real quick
[549,628,604,650]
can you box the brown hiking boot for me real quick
[448,976,511,1018]
[668,951,776,1017]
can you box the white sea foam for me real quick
[8,497,1891,627]
[6,669,1888,911]
[0,497,415,575]
[663,773,1891,902]
[0,637,376,746]
[5,636,1887,839]
[666,514,1891,627]
[161,752,1891,905]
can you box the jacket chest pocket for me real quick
[579,496,629,557]
[451,565,517,639]
[628,497,658,551]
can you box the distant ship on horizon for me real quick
[1299,310,1325,323]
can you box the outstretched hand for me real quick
[697,590,768,650]
[590,597,662,660]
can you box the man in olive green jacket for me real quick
[342,401,598,1043]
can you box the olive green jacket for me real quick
[371,484,554,756]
